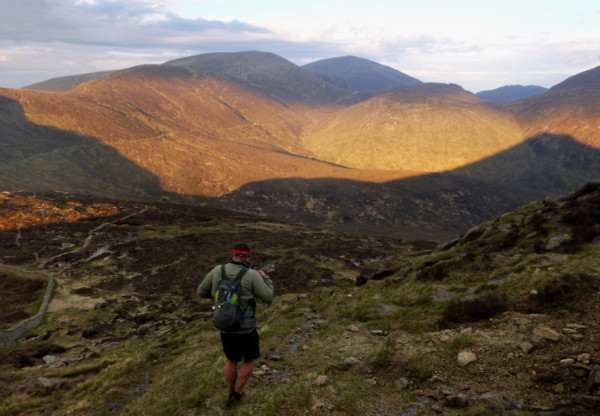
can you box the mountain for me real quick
[301,55,421,92]
[0,95,166,201]
[23,70,115,92]
[453,133,600,195]
[163,51,364,105]
[475,84,548,104]
[1,64,371,198]
[1,52,599,241]
[300,83,523,172]
[505,65,600,149]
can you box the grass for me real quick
[405,352,434,384]
[366,347,394,369]
[387,303,444,333]
[444,334,477,355]
[137,224,212,239]
[0,265,498,416]
[235,384,309,416]
[499,268,557,297]
[3,187,600,416]
[387,280,436,306]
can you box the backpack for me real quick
[213,265,248,331]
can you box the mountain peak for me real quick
[302,56,421,92]
[163,51,360,105]
[163,50,294,77]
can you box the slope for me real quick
[0,65,414,199]
[453,133,600,195]
[505,65,600,148]
[215,172,541,241]
[0,95,165,200]
[23,71,115,93]
[1,54,599,242]
[301,83,524,172]
[1,182,599,415]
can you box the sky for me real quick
[0,0,599,92]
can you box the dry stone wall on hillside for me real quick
[0,265,55,346]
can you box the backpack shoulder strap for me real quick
[235,267,248,281]
[221,264,248,281]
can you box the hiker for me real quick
[197,243,274,404]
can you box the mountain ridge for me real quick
[475,84,548,104]
[1,52,599,241]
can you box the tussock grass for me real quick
[405,352,434,384]
[366,347,394,369]
[499,268,556,297]
[444,334,477,355]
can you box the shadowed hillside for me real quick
[505,66,600,148]
[0,96,166,201]
[1,53,599,242]
[214,173,540,242]
[453,133,600,194]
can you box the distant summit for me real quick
[163,51,361,105]
[475,85,548,104]
[23,71,115,92]
[302,56,421,92]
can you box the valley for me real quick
[1,52,599,240]
[0,51,599,415]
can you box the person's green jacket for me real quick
[197,260,274,333]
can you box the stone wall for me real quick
[0,265,55,346]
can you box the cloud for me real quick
[0,0,599,91]
[0,0,268,48]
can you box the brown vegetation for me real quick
[2,62,599,201]
[0,183,599,415]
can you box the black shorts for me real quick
[220,329,260,362]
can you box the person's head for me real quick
[232,243,251,262]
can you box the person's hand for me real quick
[257,269,266,277]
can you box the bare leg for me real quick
[224,360,238,394]
[235,359,255,393]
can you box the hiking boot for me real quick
[226,392,245,407]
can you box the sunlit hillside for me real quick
[505,65,600,148]
[1,52,599,240]
[301,83,524,171]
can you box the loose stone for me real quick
[533,326,561,341]
[457,351,477,367]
